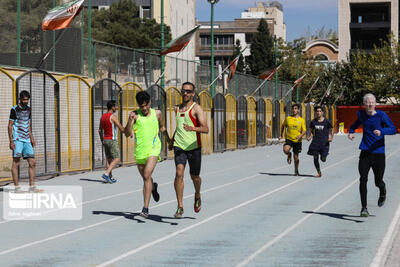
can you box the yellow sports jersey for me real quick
[283,116,306,143]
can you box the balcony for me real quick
[198,44,235,55]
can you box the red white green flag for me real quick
[293,74,306,89]
[227,57,239,82]
[258,64,281,80]
[160,26,200,55]
[42,0,84,31]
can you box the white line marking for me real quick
[0,147,355,256]
[96,178,308,267]
[236,148,400,267]
[370,203,400,267]
[369,150,400,267]
[0,172,267,256]
[0,158,267,224]
[236,179,358,267]
[96,155,356,266]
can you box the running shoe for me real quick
[109,173,117,183]
[140,207,149,218]
[28,186,44,193]
[360,207,369,217]
[174,207,184,218]
[317,171,322,178]
[13,186,24,193]
[378,194,386,207]
[101,173,114,184]
[287,152,292,165]
[152,182,160,202]
[194,197,201,213]
[294,170,300,176]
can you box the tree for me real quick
[0,0,60,52]
[247,19,274,75]
[89,0,171,49]
[231,39,245,73]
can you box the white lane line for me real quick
[96,179,308,267]
[370,149,400,267]
[236,179,358,267]
[370,203,400,267]
[0,146,355,256]
[0,158,267,224]
[236,148,400,267]
[0,172,268,256]
[96,155,356,266]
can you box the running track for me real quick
[0,134,399,267]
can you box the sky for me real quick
[195,0,338,42]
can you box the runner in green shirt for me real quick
[169,82,209,218]
[124,91,171,218]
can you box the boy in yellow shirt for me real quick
[280,103,307,175]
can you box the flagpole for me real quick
[319,80,333,105]
[250,77,270,97]
[333,87,344,106]
[303,76,319,103]
[283,74,306,100]
[207,47,246,91]
[249,64,281,97]
[35,29,67,69]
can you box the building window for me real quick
[200,35,211,46]
[245,34,253,43]
[350,3,390,23]
[141,6,151,19]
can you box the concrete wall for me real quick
[339,0,399,61]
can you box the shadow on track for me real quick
[259,172,316,178]
[92,210,195,225]
[302,211,370,223]
[80,178,107,184]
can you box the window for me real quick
[141,6,151,19]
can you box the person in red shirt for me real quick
[98,100,124,183]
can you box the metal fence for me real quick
[0,67,337,182]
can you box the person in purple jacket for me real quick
[348,93,397,217]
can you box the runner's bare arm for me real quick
[111,114,125,132]
[183,104,209,133]
[156,110,171,144]
[329,127,334,142]
[307,130,313,141]
[297,120,307,140]
[8,120,15,150]
[29,122,36,147]
[280,124,285,139]
[124,111,137,137]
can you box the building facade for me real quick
[85,0,152,18]
[196,1,286,68]
[154,0,196,85]
[85,0,196,86]
[338,0,399,61]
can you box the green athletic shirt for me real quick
[173,102,201,151]
[133,108,161,159]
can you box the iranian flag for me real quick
[258,64,281,80]
[160,26,200,55]
[293,74,306,89]
[284,74,307,98]
[42,0,84,31]
[227,56,239,82]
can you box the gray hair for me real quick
[363,93,376,104]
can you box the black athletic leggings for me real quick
[313,154,327,171]
[358,151,386,208]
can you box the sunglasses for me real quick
[181,89,194,94]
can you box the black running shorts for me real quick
[284,139,302,154]
[174,146,202,175]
